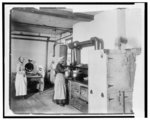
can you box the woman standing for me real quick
[53,56,66,106]
[37,65,45,92]
[15,57,27,98]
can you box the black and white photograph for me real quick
[3,2,147,118]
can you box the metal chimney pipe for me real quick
[53,42,57,57]
[91,37,104,50]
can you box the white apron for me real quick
[54,73,66,100]
[50,70,55,83]
[36,68,45,92]
[49,62,57,83]
[15,63,27,96]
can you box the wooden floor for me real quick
[10,89,81,114]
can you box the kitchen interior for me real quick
[10,4,144,116]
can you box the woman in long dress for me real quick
[53,57,66,106]
[36,65,45,92]
[15,57,27,98]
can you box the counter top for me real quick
[67,78,88,86]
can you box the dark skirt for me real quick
[53,99,66,105]
[52,92,66,105]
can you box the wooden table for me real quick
[26,75,42,81]
[26,75,42,93]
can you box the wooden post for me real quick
[45,37,50,79]
[123,91,126,113]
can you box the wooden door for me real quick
[107,90,133,114]
[107,91,124,113]
[88,50,107,113]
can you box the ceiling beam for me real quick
[56,33,72,42]
[12,8,94,22]
[11,36,56,42]
[11,21,73,32]
[11,31,61,38]
[11,33,48,38]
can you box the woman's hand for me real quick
[22,71,26,77]
[64,68,68,71]
[23,74,26,77]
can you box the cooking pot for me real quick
[73,70,82,78]
[65,69,71,78]
[83,77,88,81]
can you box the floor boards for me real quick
[10,89,81,114]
